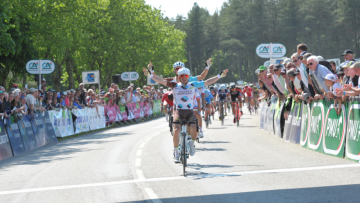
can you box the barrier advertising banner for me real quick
[50,109,74,138]
[104,106,116,124]
[43,112,58,144]
[5,117,27,156]
[300,102,311,147]
[308,101,325,152]
[31,113,47,147]
[345,102,360,162]
[283,102,293,142]
[0,120,13,161]
[259,101,266,129]
[289,103,302,144]
[118,105,128,121]
[323,102,346,158]
[72,108,89,134]
[19,116,38,150]
[274,100,284,138]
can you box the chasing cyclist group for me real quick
[142,59,260,163]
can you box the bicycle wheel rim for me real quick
[182,133,186,176]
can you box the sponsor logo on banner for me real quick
[256,43,287,58]
[346,104,360,161]
[308,102,324,151]
[300,103,311,146]
[323,104,346,156]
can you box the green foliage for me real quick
[168,0,360,83]
[0,0,186,91]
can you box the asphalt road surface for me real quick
[1,109,360,203]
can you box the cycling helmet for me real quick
[173,61,185,69]
[226,84,230,88]
[244,82,247,85]
[220,84,226,90]
[177,67,191,76]
[168,93,173,101]
[209,86,214,90]
[230,84,236,89]
[214,85,219,89]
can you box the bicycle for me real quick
[253,97,259,114]
[247,97,252,115]
[204,106,212,129]
[167,106,173,136]
[173,119,197,176]
[219,101,225,126]
[234,100,241,127]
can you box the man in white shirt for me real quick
[291,53,309,88]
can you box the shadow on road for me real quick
[200,141,230,144]
[124,184,360,203]
[0,131,131,169]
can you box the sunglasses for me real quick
[281,73,286,75]
[307,63,314,66]
[293,59,298,63]
[274,69,280,71]
[260,70,265,73]
[286,65,293,68]
[179,75,189,78]
[267,77,272,79]
[300,57,304,60]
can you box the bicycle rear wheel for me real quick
[182,133,187,176]
[221,103,224,126]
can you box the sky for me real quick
[144,0,227,19]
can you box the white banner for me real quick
[49,109,74,137]
[72,108,89,134]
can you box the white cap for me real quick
[325,74,336,82]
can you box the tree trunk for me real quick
[65,49,75,89]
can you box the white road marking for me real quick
[1,164,359,195]
[139,142,146,148]
[136,170,145,180]
[136,150,142,156]
[135,158,141,167]
[144,188,162,203]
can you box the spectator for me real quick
[296,43,307,56]
[26,88,37,114]
[341,61,358,87]
[324,74,342,100]
[342,49,355,62]
[79,83,87,106]
[307,55,333,93]
[285,62,301,93]
[292,53,309,88]
[270,65,284,95]
[132,90,140,103]
[329,61,337,73]
[38,78,46,90]
[73,96,82,109]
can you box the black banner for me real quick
[5,117,27,156]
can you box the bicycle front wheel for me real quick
[182,133,187,176]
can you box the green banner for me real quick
[308,101,325,152]
[300,102,311,147]
[345,101,360,162]
[322,100,346,158]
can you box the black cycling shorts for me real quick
[230,92,241,102]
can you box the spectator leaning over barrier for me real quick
[258,79,270,102]
[26,88,37,117]
[43,96,52,111]
[132,90,139,103]
[283,69,302,119]
[51,97,59,109]
[323,73,343,114]
[285,62,301,94]
[73,96,82,109]
[336,61,360,98]
[307,55,332,94]
[292,53,309,89]
[337,68,345,84]
[341,61,358,87]
[19,95,28,115]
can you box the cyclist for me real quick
[161,88,174,121]
[229,84,243,123]
[243,84,254,111]
[209,86,217,113]
[204,88,214,125]
[216,84,229,120]
[144,67,228,163]
[251,84,260,109]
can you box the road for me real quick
[0,109,360,203]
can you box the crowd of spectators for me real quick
[0,81,166,119]
[256,43,359,117]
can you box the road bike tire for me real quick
[182,133,187,176]
[221,102,224,126]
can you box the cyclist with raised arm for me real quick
[216,84,229,120]
[143,65,227,163]
[229,84,244,123]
